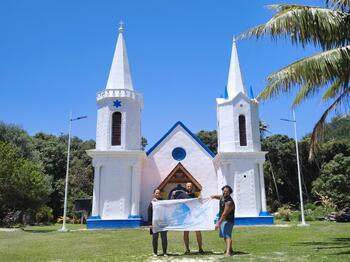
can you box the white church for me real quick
[86,24,273,229]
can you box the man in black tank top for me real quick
[211,185,235,257]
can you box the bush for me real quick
[56,216,80,224]
[312,153,350,211]
[304,203,317,211]
[57,216,70,224]
[290,211,301,221]
[35,206,53,224]
[305,215,316,221]
[0,210,22,227]
[275,205,292,221]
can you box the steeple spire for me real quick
[105,21,134,90]
[226,36,246,99]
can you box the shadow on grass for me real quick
[295,237,350,256]
[22,228,58,233]
[165,250,249,257]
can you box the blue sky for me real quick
[0,0,330,149]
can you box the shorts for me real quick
[219,220,234,239]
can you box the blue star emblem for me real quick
[113,100,122,108]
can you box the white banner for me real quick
[152,198,217,233]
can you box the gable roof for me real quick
[146,121,216,158]
[157,162,202,191]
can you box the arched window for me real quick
[239,115,247,146]
[111,112,122,145]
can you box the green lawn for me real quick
[0,221,349,261]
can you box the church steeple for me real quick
[105,22,134,90]
[226,36,246,99]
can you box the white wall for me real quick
[88,151,144,219]
[96,97,141,151]
[217,93,261,153]
[216,152,266,217]
[141,125,218,220]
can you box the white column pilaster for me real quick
[130,164,141,216]
[259,163,267,212]
[92,165,101,217]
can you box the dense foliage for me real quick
[196,116,350,212]
[0,142,52,214]
[1,115,349,226]
[312,153,350,211]
[196,130,217,154]
[0,122,95,225]
[240,0,350,159]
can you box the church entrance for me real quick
[157,163,202,200]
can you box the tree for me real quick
[240,0,350,159]
[262,135,301,206]
[323,115,350,142]
[0,122,35,159]
[0,142,52,216]
[196,130,217,154]
[312,153,350,211]
[141,137,148,151]
[32,133,95,218]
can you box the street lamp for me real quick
[280,109,309,227]
[59,112,87,232]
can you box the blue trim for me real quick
[128,215,143,219]
[235,216,274,226]
[249,86,255,99]
[224,85,229,99]
[88,215,101,220]
[259,211,272,216]
[86,218,143,229]
[146,121,216,158]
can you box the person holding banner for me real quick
[211,185,235,257]
[172,182,204,255]
[148,189,168,257]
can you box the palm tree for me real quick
[239,0,350,160]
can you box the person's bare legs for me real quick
[225,238,232,256]
[195,231,203,252]
[183,231,190,253]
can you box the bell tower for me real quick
[215,37,272,223]
[87,23,145,229]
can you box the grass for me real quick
[0,221,349,261]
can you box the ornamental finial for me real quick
[118,20,124,33]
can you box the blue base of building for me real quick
[86,216,144,229]
[235,212,274,226]
[87,213,274,229]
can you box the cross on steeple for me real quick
[118,20,124,33]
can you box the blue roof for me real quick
[224,85,229,99]
[146,121,216,158]
[249,85,255,99]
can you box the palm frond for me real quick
[257,45,350,106]
[321,79,342,100]
[309,86,350,160]
[326,0,350,12]
[238,4,350,50]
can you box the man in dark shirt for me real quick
[173,182,204,254]
[211,185,235,256]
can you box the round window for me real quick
[172,147,186,161]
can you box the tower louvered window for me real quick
[239,115,247,146]
[112,112,122,145]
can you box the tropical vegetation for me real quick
[197,115,350,213]
[239,0,350,160]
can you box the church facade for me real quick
[86,25,273,229]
